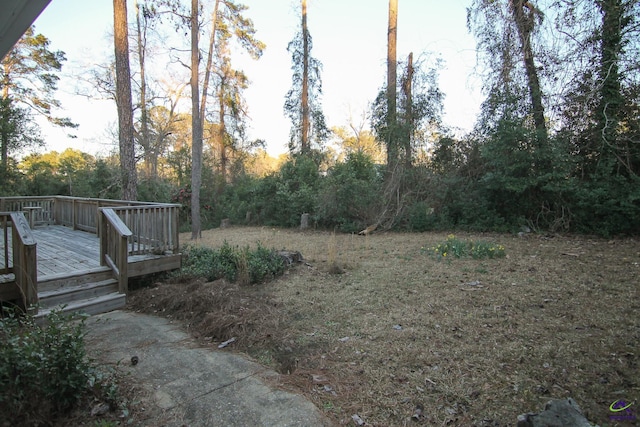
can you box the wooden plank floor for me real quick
[1,225,101,283]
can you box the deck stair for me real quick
[35,266,126,318]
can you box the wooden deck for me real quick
[1,225,181,304]
[1,196,182,315]
[1,225,101,281]
[0,225,173,283]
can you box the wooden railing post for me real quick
[173,205,179,253]
[72,198,77,230]
[20,242,38,314]
[9,212,38,314]
[98,207,107,267]
[117,233,129,294]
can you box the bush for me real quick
[570,175,640,236]
[177,242,285,284]
[216,174,262,225]
[252,156,322,227]
[316,152,382,232]
[0,309,95,424]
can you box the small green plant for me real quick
[0,308,121,425]
[427,234,505,260]
[177,241,285,284]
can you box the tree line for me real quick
[1,0,638,236]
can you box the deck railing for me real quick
[52,196,176,234]
[0,196,55,227]
[0,212,38,313]
[109,205,180,255]
[0,196,179,252]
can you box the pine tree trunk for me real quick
[190,0,203,239]
[113,0,138,201]
[386,0,398,168]
[301,0,310,154]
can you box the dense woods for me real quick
[1,0,638,236]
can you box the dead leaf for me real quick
[312,374,329,384]
[352,414,365,425]
[323,385,337,395]
[217,337,236,349]
[412,403,424,421]
[463,280,482,286]
[91,402,110,417]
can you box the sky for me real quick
[32,0,483,157]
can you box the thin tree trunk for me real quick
[402,52,413,168]
[190,0,203,239]
[200,0,220,121]
[0,86,9,172]
[301,0,310,154]
[510,0,546,142]
[218,85,227,187]
[135,0,151,178]
[113,0,137,200]
[386,0,398,168]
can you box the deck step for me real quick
[38,266,113,292]
[35,292,126,320]
[38,278,119,309]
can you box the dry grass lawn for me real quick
[129,227,640,426]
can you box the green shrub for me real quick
[570,174,640,236]
[0,309,97,423]
[316,152,383,232]
[252,156,322,227]
[178,242,285,284]
[246,243,286,283]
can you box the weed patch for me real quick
[427,234,506,259]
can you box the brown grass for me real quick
[128,227,640,426]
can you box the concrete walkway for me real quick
[85,310,331,427]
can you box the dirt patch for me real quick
[129,227,640,426]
